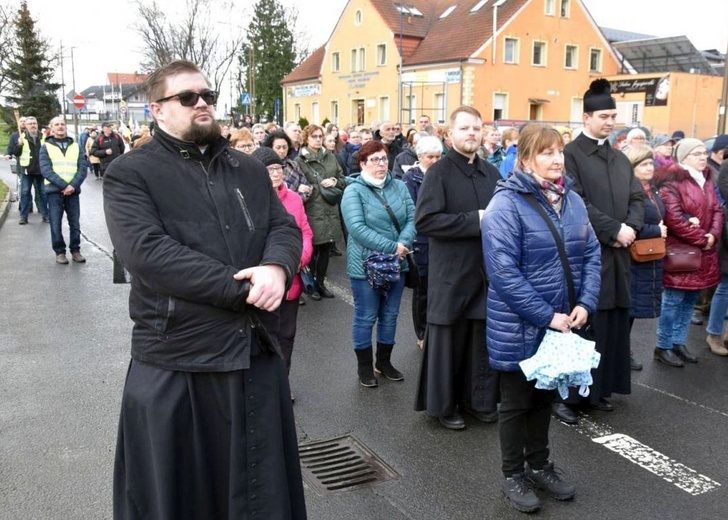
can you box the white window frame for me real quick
[589,48,602,72]
[355,10,363,26]
[405,94,416,124]
[493,92,508,121]
[377,44,387,66]
[332,52,340,72]
[330,100,339,124]
[504,37,519,64]
[434,93,445,124]
[294,103,301,121]
[545,0,555,16]
[379,96,390,121]
[311,102,320,125]
[564,44,578,70]
[532,40,547,67]
[351,49,358,72]
[359,47,366,71]
[560,0,570,18]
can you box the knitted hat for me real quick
[711,134,728,153]
[583,79,616,113]
[251,146,283,166]
[671,130,685,141]
[622,144,654,167]
[673,138,705,164]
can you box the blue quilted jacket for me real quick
[482,170,602,372]
[342,172,416,280]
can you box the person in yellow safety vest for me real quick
[11,116,48,224]
[39,117,88,265]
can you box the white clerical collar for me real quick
[582,129,607,146]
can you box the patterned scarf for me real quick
[538,175,566,206]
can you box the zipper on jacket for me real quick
[236,188,255,232]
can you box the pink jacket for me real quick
[277,183,314,299]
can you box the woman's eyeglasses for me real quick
[368,156,388,165]
[155,90,219,107]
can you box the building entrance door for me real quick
[352,99,365,125]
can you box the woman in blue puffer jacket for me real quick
[482,124,601,513]
[342,140,416,389]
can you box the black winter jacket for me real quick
[103,128,302,372]
[91,131,125,173]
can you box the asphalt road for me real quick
[1,161,727,519]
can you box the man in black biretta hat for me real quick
[553,78,645,425]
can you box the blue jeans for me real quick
[47,192,81,254]
[706,274,728,336]
[656,288,700,350]
[20,174,48,219]
[350,277,406,350]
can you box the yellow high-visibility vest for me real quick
[43,141,80,184]
[19,132,43,167]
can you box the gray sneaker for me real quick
[502,472,541,513]
[526,462,575,500]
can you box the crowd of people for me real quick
[6,63,728,517]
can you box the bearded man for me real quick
[103,60,306,519]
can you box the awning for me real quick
[528,98,551,104]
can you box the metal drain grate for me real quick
[298,435,399,494]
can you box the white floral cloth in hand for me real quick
[519,329,601,399]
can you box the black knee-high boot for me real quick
[374,343,404,381]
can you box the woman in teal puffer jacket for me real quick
[341,140,416,388]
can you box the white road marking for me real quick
[570,416,721,496]
[635,382,728,419]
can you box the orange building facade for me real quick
[282,0,719,136]
[605,72,722,138]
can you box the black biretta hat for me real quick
[583,78,616,113]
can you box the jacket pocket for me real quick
[154,294,176,336]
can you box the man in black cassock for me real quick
[104,60,306,519]
[414,106,501,430]
[555,79,645,424]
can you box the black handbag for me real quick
[520,193,595,341]
[319,184,343,205]
[366,187,420,289]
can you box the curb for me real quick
[0,191,10,230]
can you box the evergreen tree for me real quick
[2,1,60,129]
[238,0,298,123]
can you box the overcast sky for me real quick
[24,0,728,94]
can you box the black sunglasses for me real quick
[155,90,218,107]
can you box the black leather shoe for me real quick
[673,344,698,363]
[329,245,343,257]
[690,310,704,325]
[463,407,498,423]
[317,284,335,298]
[590,398,614,412]
[551,403,578,425]
[654,348,684,367]
[438,413,466,430]
[630,352,643,371]
[309,290,321,301]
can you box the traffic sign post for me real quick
[241,93,251,106]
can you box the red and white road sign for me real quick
[72,95,85,109]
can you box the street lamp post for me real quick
[71,46,79,139]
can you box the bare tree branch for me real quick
[133,0,245,94]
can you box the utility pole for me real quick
[59,41,66,120]
[718,40,728,135]
[250,45,256,121]
[71,47,78,139]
